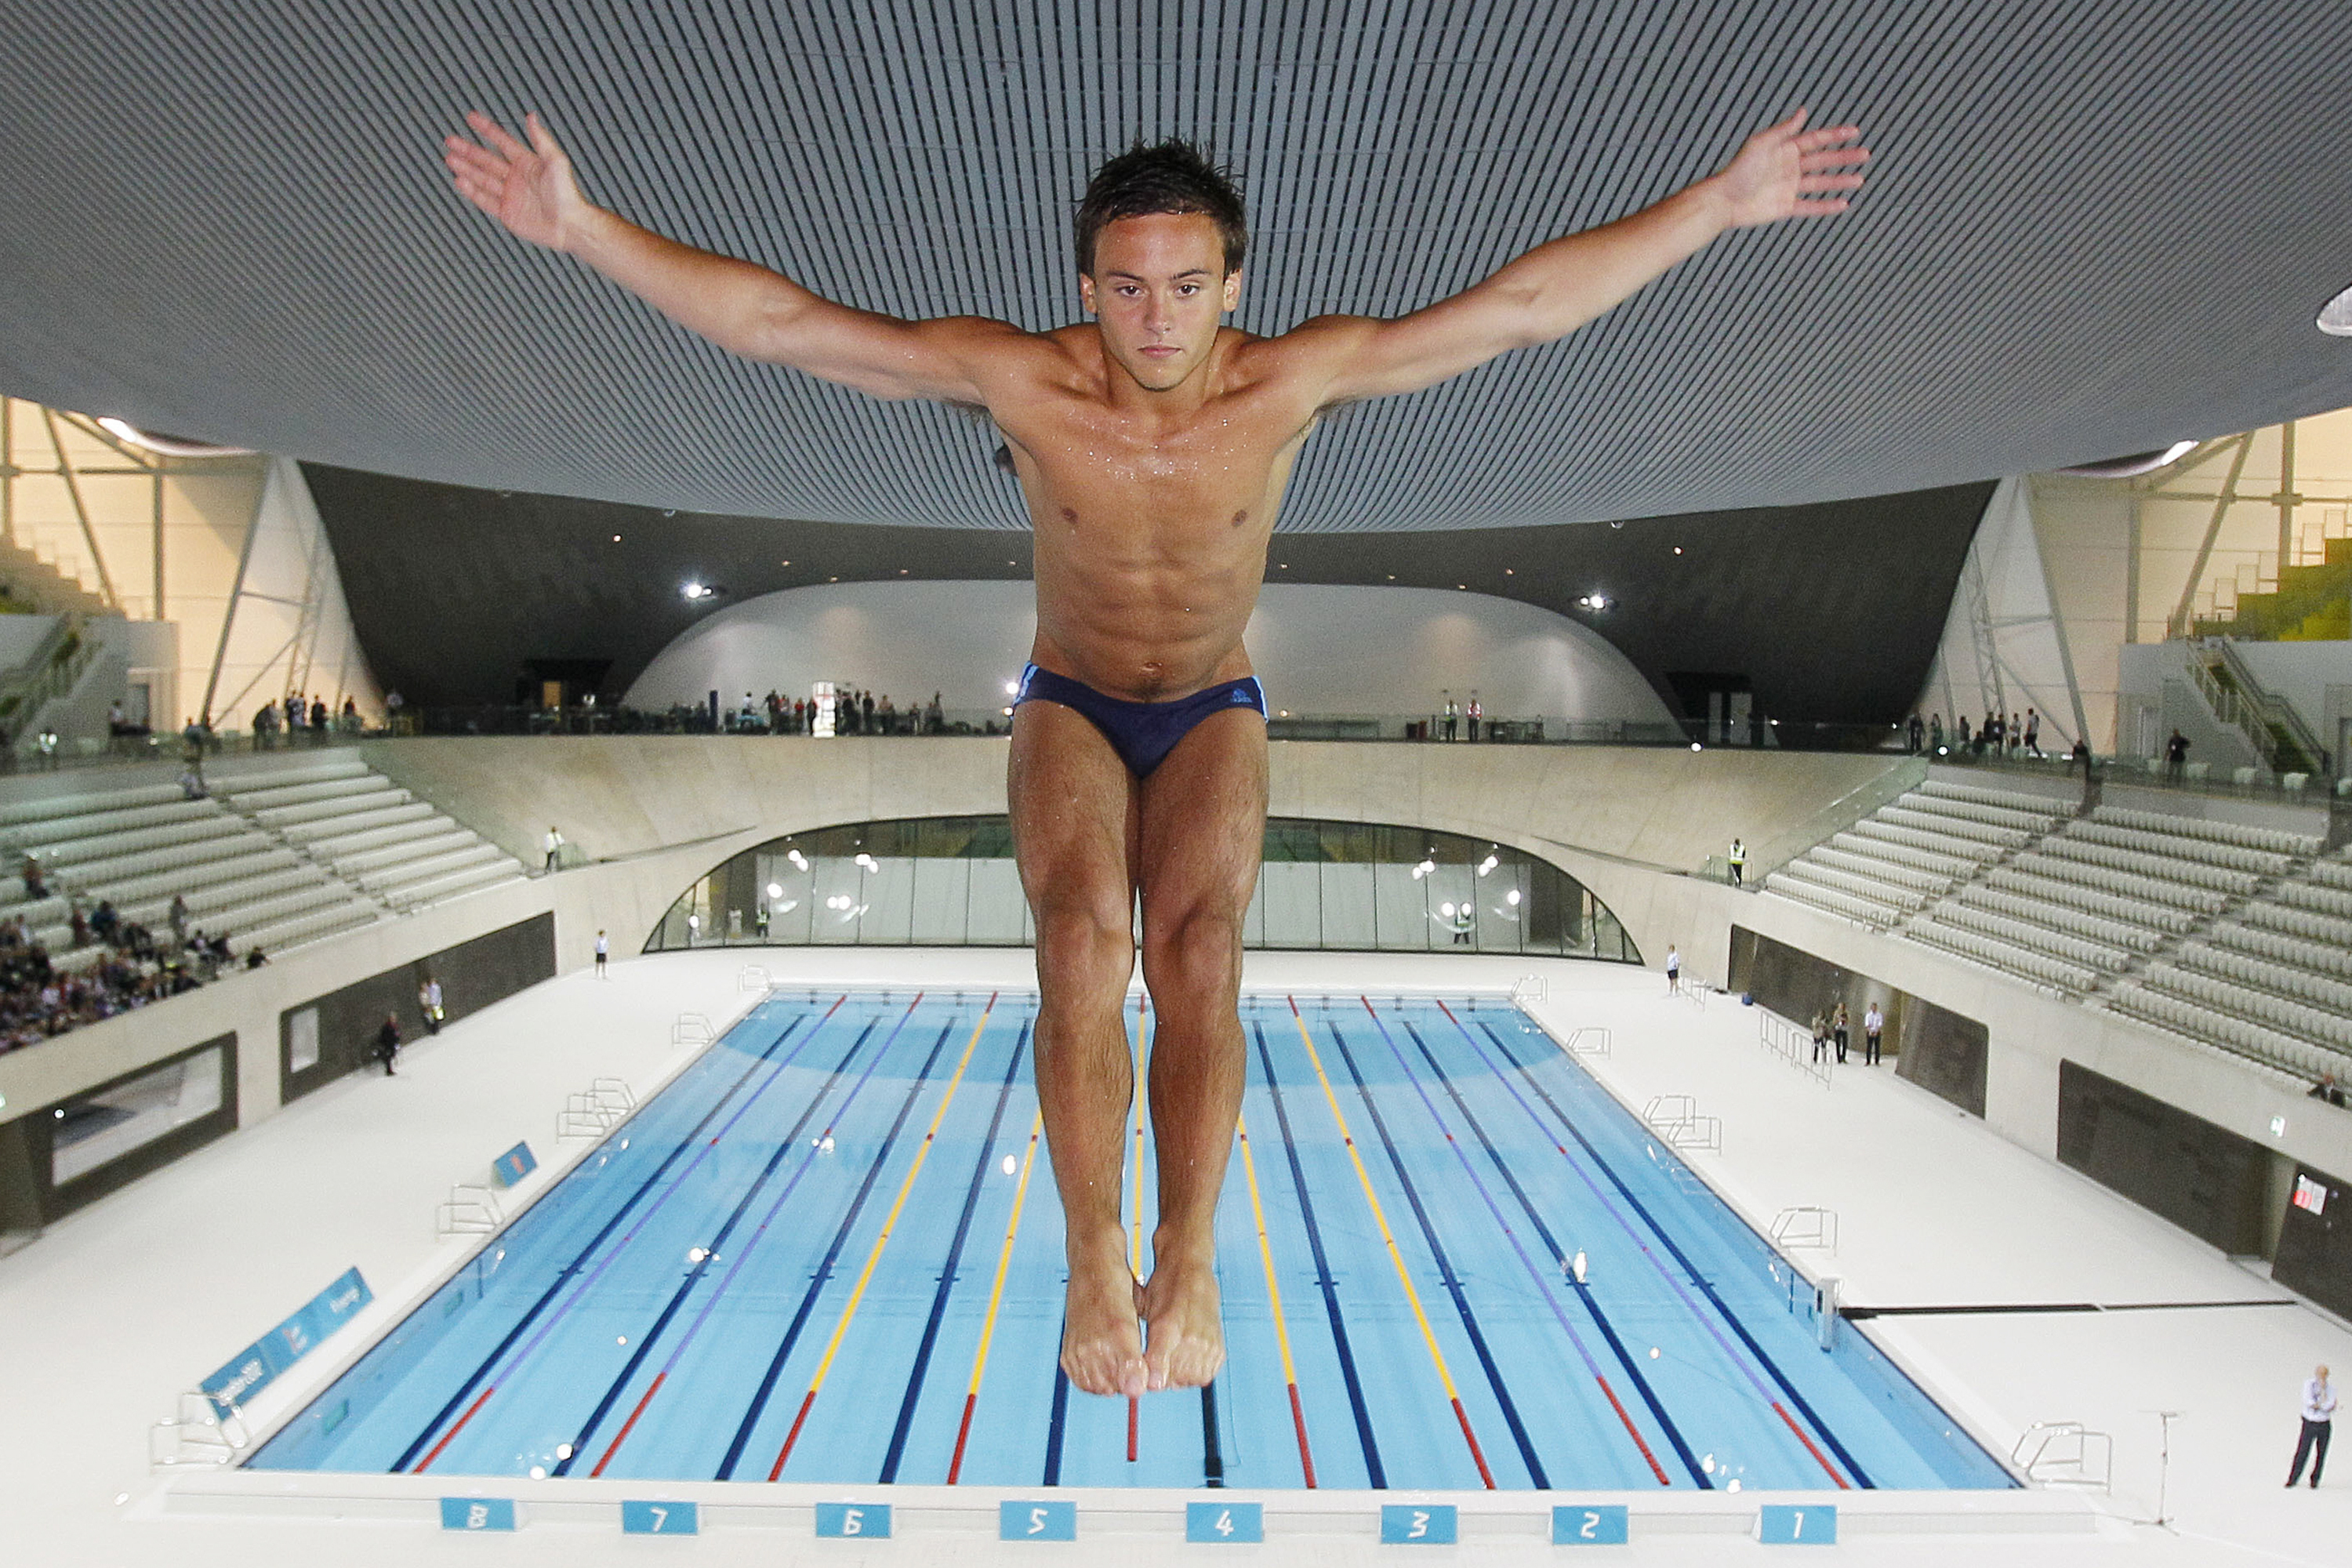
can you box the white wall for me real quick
[621,580,1676,726]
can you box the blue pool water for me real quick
[249,990,2012,1491]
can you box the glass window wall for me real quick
[649,816,1636,962]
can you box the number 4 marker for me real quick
[1187,1501,1263,1543]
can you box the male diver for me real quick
[445,107,1868,1399]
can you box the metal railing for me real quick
[0,614,96,757]
[2009,1421,2114,1491]
[1700,753,1932,886]
[2204,639,2332,777]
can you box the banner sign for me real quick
[200,1267,372,1421]
[492,1142,538,1188]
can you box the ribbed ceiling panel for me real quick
[3,1,2350,532]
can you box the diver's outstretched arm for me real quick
[445,111,1022,403]
[1276,109,1870,408]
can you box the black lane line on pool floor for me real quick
[554,1004,911,1476]
[879,1021,1033,1483]
[1322,1018,1549,1490]
[720,1017,963,1479]
[1393,1014,1705,1488]
[1044,1326,1073,1486]
[390,1000,834,1472]
[1252,1021,1385,1489]
[1477,1017,1878,1490]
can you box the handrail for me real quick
[1698,753,1929,884]
[2212,639,2330,775]
[0,613,95,753]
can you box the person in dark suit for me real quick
[373,1012,403,1076]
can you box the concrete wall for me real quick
[6,735,2347,1264]
[1659,873,2352,1200]
[621,580,1679,728]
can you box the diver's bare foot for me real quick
[1061,1229,1146,1397]
[1139,1236,1225,1390]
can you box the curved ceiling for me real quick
[4,2,2349,532]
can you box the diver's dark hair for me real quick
[1074,140,1247,276]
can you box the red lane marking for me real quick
[1127,1395,1138,1461]
[1287,1382,1318,1488]
[412,1384,495,1473]
[1593,1375,1671,1485]
[588,1371,666,1478]
[1774,1401,1850,1488]
[767,1388,819,1481]
[1449,1397,1497,1489]
[946,1393,979,1484]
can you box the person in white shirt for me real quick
[1863,1002,1885,1065]
[543,826,564,873]
[1664,946,1681,994]
[2289,1363,2336,1487]
[594,929,609,978]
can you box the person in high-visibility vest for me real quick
[1728,837,1748,887]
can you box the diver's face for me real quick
[1080,213,1240,391]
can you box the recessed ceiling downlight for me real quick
[2320,283,2352,336]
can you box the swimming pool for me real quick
[248,990,2011,1492]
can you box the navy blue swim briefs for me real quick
[1011,662,1268,778]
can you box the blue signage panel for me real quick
[492,1142,538,1188]
[199,1268,373,1421]
[622,1500,699,1535]
[1758,1504,1836,1544]
[1552,1504,1630,1545]
[815,1501,891,1538]
[440,1497,516,1532]
[1186,1501,1263,1542]
[1380,1504,1457,1544]
[1000,1499,1077,1541]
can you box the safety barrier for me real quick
[739,963,771,991]
[1755,1008,1833,1087]
[672,1012,714,1046]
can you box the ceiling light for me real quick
[1673,546,1683,554]
[612,534,621,543]
[95,416,253,457]
[765,882,782,898]
[2059,441,2199,477]
[2321,284,2352,335]
[1506,888,1522,906]
[1578,593,1611,611]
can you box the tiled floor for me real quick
[2,947,2346,1565]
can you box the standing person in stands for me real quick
[1665,943,1681,994]
[2023,707,2040,757]
[1442,691,1459,742]
[543,826,565,873]
[594,928,609,977]
[445,100,1867,1399]
[419,975,445,1035]
[1832,1000,1850,1065]
[1727,837,1747,887]
[1863,1000,1885,1065]
[2165,728,2190,781]
[310,695,329,740]
[20,854,44,901]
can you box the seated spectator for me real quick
[245,946,268,969]
[20,854,45,901]
[89,899,119,945]
[67,902,88,949]
[179,765,208,800]
[2310,1072,2347,1109]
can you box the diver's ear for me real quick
[1079,272,1098,315]
[1221,269,1243,311]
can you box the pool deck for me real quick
[2,947,2347,1565]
